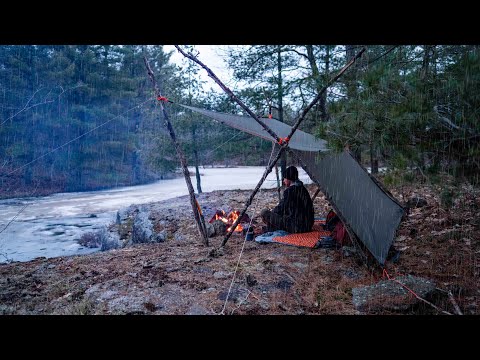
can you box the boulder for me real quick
[131,208,154,244]
[99,227,122,251]
[352,275,436,313]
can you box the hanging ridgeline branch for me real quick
[177,46,366,248]
[143,56,209,245]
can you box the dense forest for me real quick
[1,45,479,198]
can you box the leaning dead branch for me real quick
[435,287,463,315]
[143,56,208,245]
[447,291,463,315]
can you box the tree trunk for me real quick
[192,124,202,194]
[306,45,330,123]
[345,45,357,85]
[277,46,287,178]
[23,166,32,186]
[370,142,379,174]
[194,150,202,194]
[131,150,139,183]
[353,148,362,164]
[321,45,331,122]
[421,45,433,80]
[132,113,141,183]
[346,45,361,162]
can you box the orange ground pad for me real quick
[272,220,331,248]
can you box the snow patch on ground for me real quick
[0,166,310,263]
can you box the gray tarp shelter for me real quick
[182,105,405,265]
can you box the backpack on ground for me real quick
[323,210,351,247]
[324,209,340,231]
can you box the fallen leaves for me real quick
[1,181,478,315]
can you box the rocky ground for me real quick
[0,178,479,315]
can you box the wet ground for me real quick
[1,179,478,315]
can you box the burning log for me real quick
[209,210,250,233]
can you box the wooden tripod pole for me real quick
[272,142,282,202]
[311,188,321,202]
[275,163,282,202]
[143,56,209,245]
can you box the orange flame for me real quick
[212,210,243,232]
[227,210,243,232]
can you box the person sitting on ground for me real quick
[260,165,314,234]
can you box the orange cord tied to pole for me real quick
[278,137,290,145]
[157,96,169,102]
[195,199,202,216]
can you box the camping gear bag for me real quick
[324,210,351,247]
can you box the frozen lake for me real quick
[0,166,311,263]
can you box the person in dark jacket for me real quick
[260,165,314,233]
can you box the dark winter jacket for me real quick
[273,180,314,233]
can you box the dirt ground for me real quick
[0,179,478,315]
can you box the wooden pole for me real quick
[273,142,282,202]
[275,163,282,202]
[143,56,209,245]
[311,188,321,202]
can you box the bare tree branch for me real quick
[1,84,86,126]
[283,48,309,60]
[175,45,283,144]
[365,45,398,67]
[285,48,366,141]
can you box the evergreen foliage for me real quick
[1,45,478,197]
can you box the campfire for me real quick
[209,210,250,233]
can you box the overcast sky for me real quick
[163,45,233,93]
[162,45,308,109]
